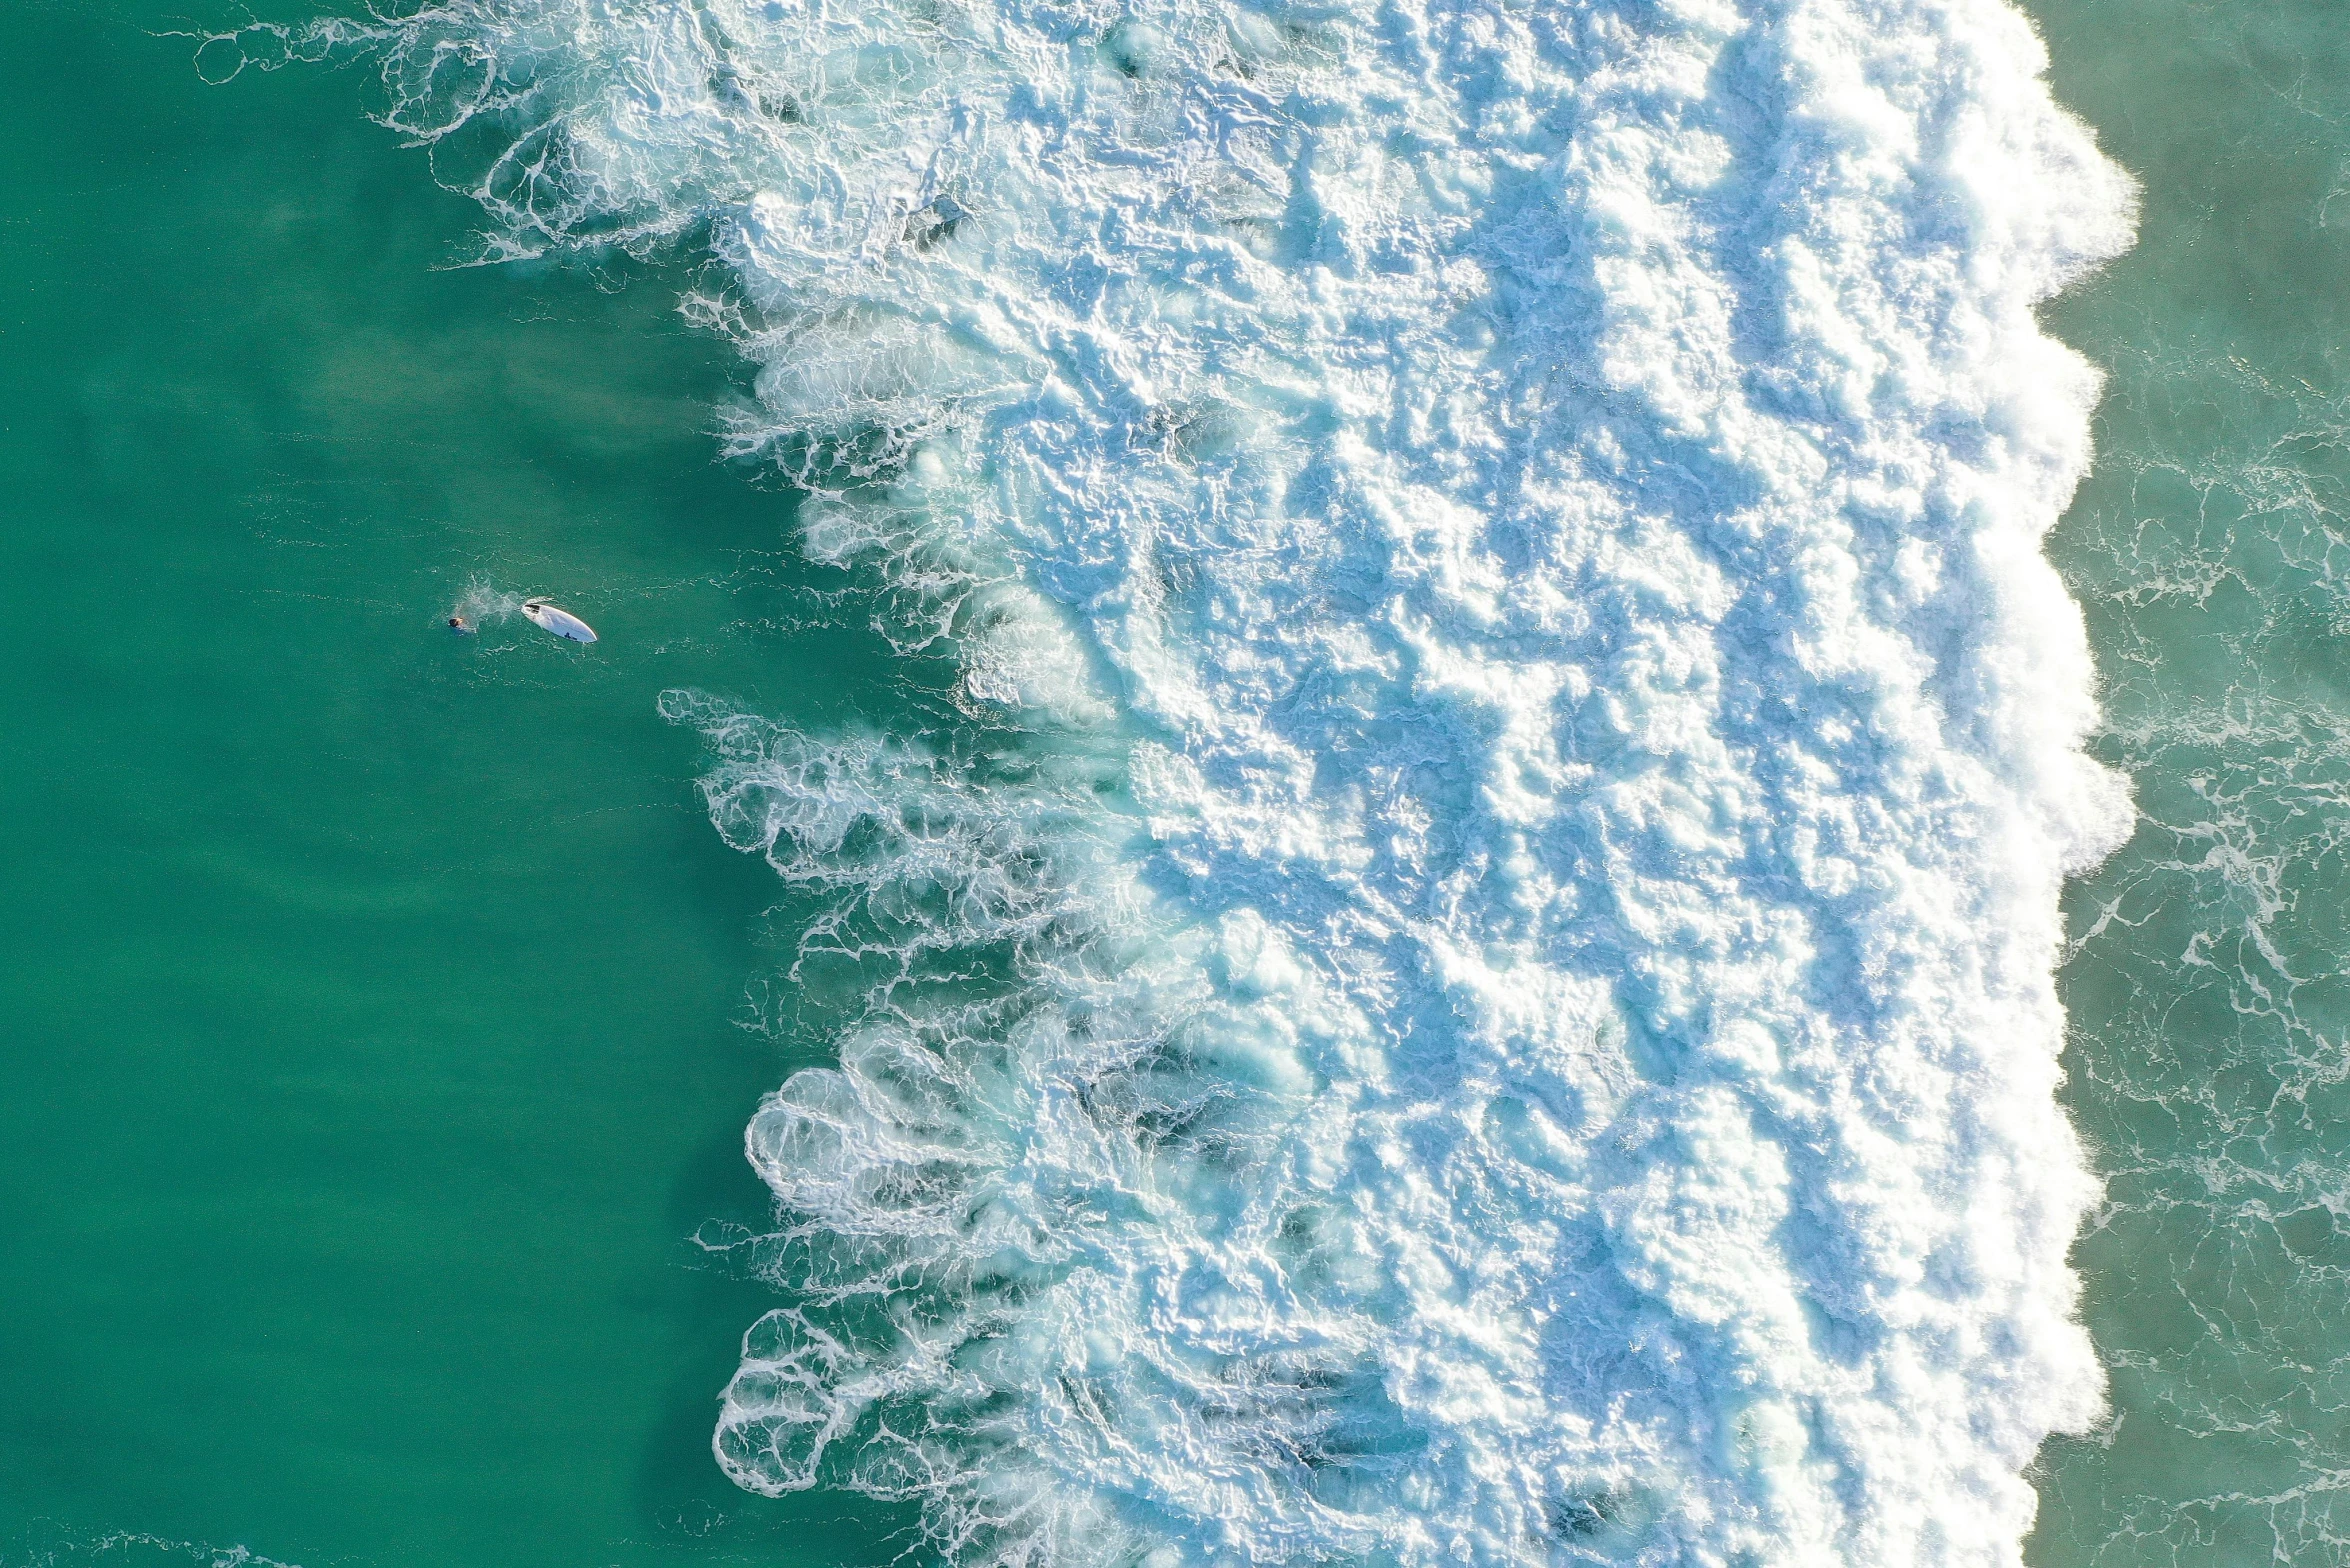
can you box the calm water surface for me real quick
[0,5,909,1564]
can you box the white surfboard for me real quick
[521,599,598,643]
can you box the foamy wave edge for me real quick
[218,0,2138,1561]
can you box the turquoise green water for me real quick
[0,6,914,1564]
[6,0,2350,1565]
[2032,2,2350,1562]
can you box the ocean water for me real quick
[0,8,916,1563]
[2027,2,2350,1563]
[3,0,2345,1567]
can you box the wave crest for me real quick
[242,0,2139,1560]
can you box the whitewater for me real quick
[218,0,2139,1560]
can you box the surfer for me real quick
[448,614,475,634]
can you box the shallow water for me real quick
[3,0,2347,1565]
[2031,1,2350,1562]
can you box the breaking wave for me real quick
[213,0,2139,1560]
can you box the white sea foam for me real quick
[233,0,2138,1560]
[448,576,525,626]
